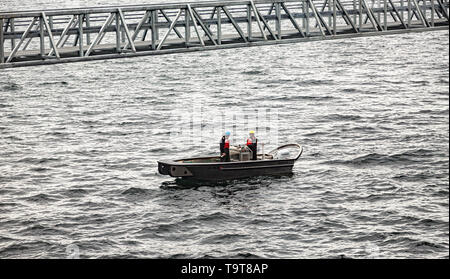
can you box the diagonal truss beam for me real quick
[41,12,60,59]
[206,7,218,29]
[187,4,205,46]
[307,0,333,36]
[412,0,429,27]
[315,0,333,35]
[157,9,183,50]
[250,0,278,40]
[388,0,407,29]
[361,0,383,31]
[85,13,114,56]
[48,15,77,56]
[436,0,449,20]
[281,2,306,37]
[222,6,249,42]
[123,10,150,49]
[252,1,269,40]
[192,8,218,45]
[142,13,152,41]
[6,17,37,63]
[263,3,275,31]
[406,1,428,24]
[306,0,325,36]
[335,0,359,33]
[429,0,443,19]
[161,10,184,38]
[118,8,136,53]
[21,24,39,51]
[315,0,329,28]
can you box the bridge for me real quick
[0,0,448,69]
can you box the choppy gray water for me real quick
[0,1,449,259]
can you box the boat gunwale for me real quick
[158,144,303,167]
[157,157,296,167]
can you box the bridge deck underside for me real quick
[1,0,449,68]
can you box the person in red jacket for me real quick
[220,131,231,162]
[246,130,258,160]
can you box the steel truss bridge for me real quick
[0,0,448,69]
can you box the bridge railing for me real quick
[0,0,448,68]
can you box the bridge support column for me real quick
[359,0,363,30]
[276,2,282,38]
[431,0,435,26]
[185,8,190,47]
[422,0,427,23]
[247,4,252,41]
[306,0,310,35]
[333,0,337,34]
[328,0,332,27]
[151,10,158,50]
[217,7,222,44]
[302,0,308,35]
[48,16,53,49]
[408,0,411,27]
[401,0,404,21]
[79,14,84,57]
[377,0,381,23]
[384,0,388,30]
[121,23,125,43]
[0,18,4,63]
[40,16,45,58]
[116,12,121,52]
[10,18,15,50]
[86,14,91,45]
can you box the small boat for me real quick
[158,143,303,181]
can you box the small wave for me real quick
[1,81,21,91]
[414,241,444,249]
[296,79,334,86]
[0,103,13,108]
[287,95,335,101]
[416,218,448,227]
[0,202,17,208]
[65,188,89,197]
[17,157,60,164]
[44,131,72,138]
[121,187,151,195]
[30,167,50,172]
[303,131,329,137]
[25,193,57,203]
[322,113,363,121]
[223,252,263,259]
[197,212,231,222]
[39,81,69,86]
[18,224,66,236]
[241,70,266,75]
[0,240,53,256]
[392,171,437,182]
[167,253,190,259]
[200,233,248,245]
[326,149,433,166]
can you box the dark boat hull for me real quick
[158,159,296,181]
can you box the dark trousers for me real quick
[221,149,230,162]
[250,145,257,160]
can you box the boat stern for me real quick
[158,161,194,178]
